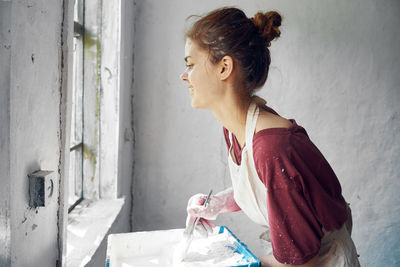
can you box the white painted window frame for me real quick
[68,0,85,212]
[68,0,121,207]
[66,0,124,265]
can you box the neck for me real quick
[211,89,251,147]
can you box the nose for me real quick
[180,70,188,82]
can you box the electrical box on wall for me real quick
[28,170,54,207]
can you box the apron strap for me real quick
[228,131,233,148]
[228,132,239,165]
[245,102,259,153]
[227,101,259,152]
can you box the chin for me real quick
[190,101,201,109]
[190,97,209,109]
[192,100,206,109]
[191,102,209,109]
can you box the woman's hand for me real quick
[185,216,215,236]
[185,187,241,235]
[187,187,241,220]
[259,254,317,267]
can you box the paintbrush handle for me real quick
[190,189,213,234]
[185,189,213,237]
[181,189,213,259]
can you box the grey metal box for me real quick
[28,170,54,207]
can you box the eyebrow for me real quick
[184,56,191,62]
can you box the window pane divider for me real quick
[70,142,83,152]
[68,197,84,214]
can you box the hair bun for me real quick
[251,11,281,47]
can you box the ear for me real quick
[218,56,234,81]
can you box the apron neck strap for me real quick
[227,101,259,150]
[245,102,259,151]
[228,131,233,148]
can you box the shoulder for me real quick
[251,133,295,188]
[251,121,310,189]
[255,109,293,134]
[251,107,295,157]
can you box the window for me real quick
[66,0,124,265]
[68,0,121,211]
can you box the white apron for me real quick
[227,101,361,266]
[228,102,269,227]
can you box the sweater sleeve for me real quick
[253,137,324,265]
[259,154,323,264]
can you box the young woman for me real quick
[180,7,360,267]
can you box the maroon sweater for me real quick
[223,106,348,265]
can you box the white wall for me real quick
[0,0,68,265]
[0,1,12,265]
[131,0,400,266]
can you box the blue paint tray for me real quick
[218,226,261,267]
[106,226,261,266]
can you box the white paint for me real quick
[174,231,252,266]
[131,1,400,266]
[107,228,256,266]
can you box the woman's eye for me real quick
[185,64,194,69]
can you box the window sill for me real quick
[66,197,125,267]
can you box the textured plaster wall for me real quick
[0,1,12,265]
[0,0,69,266]
[131,0,400,266]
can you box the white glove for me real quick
[185,187,241,235]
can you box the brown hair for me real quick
[185,7,281,94]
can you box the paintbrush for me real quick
[178,189,213,261]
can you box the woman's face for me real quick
[180,39,222,109]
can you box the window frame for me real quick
[68,1,85,213]
[67,0,121,210]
